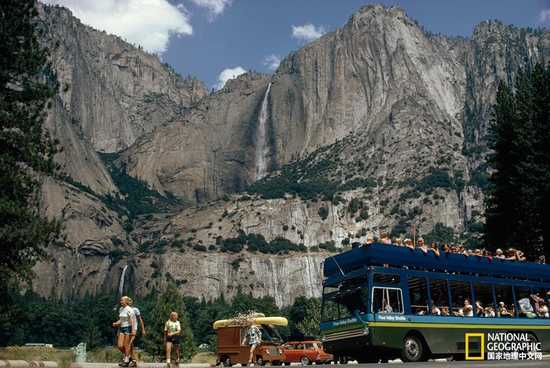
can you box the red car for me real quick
[283,340,333,365]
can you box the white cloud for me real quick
[189,0,232,21]
[42,0,194,55]
[213,66,246,91]
[539,9,550,24]
[262,54,281,71]
[291,22,326,43]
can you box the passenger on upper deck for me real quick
[494,248,505,260]
[403,238,414,250]
[379,231,391,244]
[394,238,403,246]
[505,248,518,261]
[361,237,373,247]
[442,243,451,254]
[516,250,527,262]
[417,238,428,254]
[429,242,440,257]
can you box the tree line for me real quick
[0,282,322,362]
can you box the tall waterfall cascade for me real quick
[255,83,271,180]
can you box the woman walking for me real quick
[164,312,181,368]
[112,296,136,367]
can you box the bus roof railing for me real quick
[323,242,550,283]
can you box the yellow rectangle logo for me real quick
[465,333,484,360]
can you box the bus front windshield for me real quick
[321,280,369,322]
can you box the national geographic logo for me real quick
[465,333,542,360]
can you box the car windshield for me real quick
[260,324,283,343]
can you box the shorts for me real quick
[166,335,180,346]
[120,326,132,335]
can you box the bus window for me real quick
[449,280,472,316]
[515,286,536,318]
[472,282,495,317]
[408,277,429,315]
[372,287,403,314]
[429,278,449,316]
[494,283,515,317]
[321,285,368,322]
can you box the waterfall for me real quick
[255,83,271,180]
[118,265,128,295]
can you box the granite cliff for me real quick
[31,3,550,306]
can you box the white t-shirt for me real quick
[133,307,141,330]
[165,320,181,334]
[119,306,134,328]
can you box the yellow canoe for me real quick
[213,316,288,329]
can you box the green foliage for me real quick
[219,232,305,254]
[0,0,63,306]
[317,206,329,220]
[143,283,196,362]
[97,153,188,221]
[484,64,550,261]
[319,241,337,252]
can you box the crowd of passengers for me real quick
[414,295,550,319]
[361,231,528,262]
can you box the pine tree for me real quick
[0,0,62,305]
[144,283,197,362]
[485,64,550,262]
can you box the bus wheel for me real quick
[338,356,348,364]
[221,356,232,367]
[401,335,424,362]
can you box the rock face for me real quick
[30,3,550,306]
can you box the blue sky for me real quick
[42,0,550,91]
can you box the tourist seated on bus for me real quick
[484,304,496,317]
[518,298,536,318]
[403,238,414,250]
[475,300,484,316]
[530,293,547,313]
[430,300,440,315]
[538,303,549,318]
[379,299,392,313]
[498,302,514,317]
[454,299,473,317]
[441,306,450,316]
[394,238,402,246]
[441,243,451,254]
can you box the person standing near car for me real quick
[241,320,261,366]
[164,312,181,368]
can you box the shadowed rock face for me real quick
[31,3,550,305]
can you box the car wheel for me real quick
[221,356,232,367]
[300,356,311,365]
